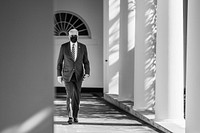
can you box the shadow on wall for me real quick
[108,0,120,94]
[144,0,157,111]
[0,107,52,133]
[108,0,136,96]
[107,0,157,109]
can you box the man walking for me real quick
[57,29,90,124]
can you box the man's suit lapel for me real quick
[66,42,74,61]
[76,42,81,62]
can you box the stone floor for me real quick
[54,93,164,133]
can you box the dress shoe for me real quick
[74,118,78,123]
[68,117,73,124]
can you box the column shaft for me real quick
[104,0,120,95]
[103,0,109,94]
[118,0,134,101]
[186,0,200,132]
[134,0,146,109]
[134,0,155,110]
[155,0,184,120]
[0,0,54,132]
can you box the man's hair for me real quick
[69,29,79,36]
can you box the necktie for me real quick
[72,44,75,61]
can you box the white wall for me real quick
[0,0,54,133]
[54,0,103,88]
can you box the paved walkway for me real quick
[54,93,164,133]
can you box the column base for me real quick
[156,119,185,133]
[104,93,185,133]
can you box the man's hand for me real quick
[83,74,90,81]
[57,76,63,84]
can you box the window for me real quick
[54,11,91,38]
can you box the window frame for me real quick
[54,10,91,39]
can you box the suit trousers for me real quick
[64,73,82,118]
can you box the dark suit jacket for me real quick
[57,42,90,82]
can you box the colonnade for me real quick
[104,0,200,132]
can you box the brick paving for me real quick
[54,93,164,133]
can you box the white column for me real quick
[0,0,54,133]
[118,0,134,101]
[134,0,155,110]
[155,0,184,121]
[186,1,200,132]
[133,0,146,110]
[103,0,109,94]
[104,0,120,95]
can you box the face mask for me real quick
[70,35,77,43]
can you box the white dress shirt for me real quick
[70,41,78,61]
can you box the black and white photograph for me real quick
[0,0,197,133]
